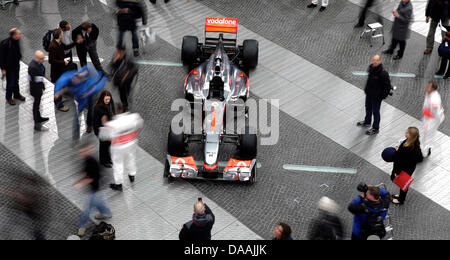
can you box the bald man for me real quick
[357,55,392,135]
[28,50,49,131]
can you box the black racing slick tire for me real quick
[164,160,175,183]
[242,40,259,69]
[181,36,198,66]
[168,129,185,157]
[240,132,257,160]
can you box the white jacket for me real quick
[422,90,445,129]
[99,112,144,149]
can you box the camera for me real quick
[357,182,368,193]
[389,86,397,96]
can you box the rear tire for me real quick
[182,36,198,66]
[242,40,259,69]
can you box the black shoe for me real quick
[102,162,112,168]
[354,23,364,28]
[149,0,156,3]
[164,0,170,3]
[427,148,431,157]
[133,49,140,57]
[357,121,371,127]
[436,70,445,76]
[319,6,326,12]
[129,175,135,183]
[382,49,393,55]
[366,128,379,135]
[393,55,402,60]
[307,3,317,8]
[14,95,26,101]
[38,117,49,123]
[110,184,123,191]
[34,125,49,132]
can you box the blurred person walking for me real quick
[74,141,112,237]
[72,22,106,74]
[424,0,449,54]
[94,90,116,168]
[49,28,81,112]
[28,50,49,132]
[99,104,143,191]
[307,196,344,240]
[116,0,148,57]
[391,127,424,205]
[179,198,215,241]
[348,183,390,240]
[421,81,445,157]
[382,0,413,60]
[356,55,392,135]
[110,47,138,111]
[355,0,383,28]
[307,0,328,12]
[54,66,107,141]
[272,222,293,240]
[0,28,26,106]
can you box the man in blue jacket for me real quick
[54,65,107,141]
[348,184,390,240]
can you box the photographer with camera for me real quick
[356,55,392,136]
[348,183,390,240]
[179,198,215,241]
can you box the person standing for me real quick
[357,55,392,135]
[49,29,81,112]
[382,0,413,60]
[355,0,383,28]
[436,29,450,78]
[74,141,112,237]
[93,91,116,168]
[72,22,105,74]
[348,184,390,240]
[391,127,424,205]
[179,199,215,241]
[307,196,344,240]
[0,28,26,106]
[28,51,49,132]
[424,0,449,54]
[99,104,143,191]
[421,81,445,157]
[110,48,138,111]
[116,0,148,57]
[272,222,293,240]
[307,0,328,12]
[59,21,75,62]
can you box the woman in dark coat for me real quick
[391,127,423,205]
[93,90,116,167]
[383,0,413,60]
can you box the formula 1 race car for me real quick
[164,17,259,184]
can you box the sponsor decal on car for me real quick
[205,17,238,33]
[224,159,253,172]
[171,156,198,170]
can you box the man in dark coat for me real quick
[424,0,449,54]
[383,0,413,60]
[28,51,49,131]
[110,47,138,111]
[357,55,392,135]
[0,28,26,106]
[72,22,105,74]
[116,0,148,57]
[179,199,215,241]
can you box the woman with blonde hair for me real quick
[391,127,423,205]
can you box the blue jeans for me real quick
[364,96,382,130]
[117,30,139,50]
[73,97,94,141]
[78,191,111,228]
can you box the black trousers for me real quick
[5,66,20,100]
[388,38,407,57]
[358,0,379,25]
[31,88,43,126]
[364,96,382,130]
[76,42,104,72]
[437,57,450,76]
[99,140,112,165]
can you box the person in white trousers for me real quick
[99,105,143,191]
[307,0,328,12]
[421,80,445,158]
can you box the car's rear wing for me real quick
[205,17,238,48]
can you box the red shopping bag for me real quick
[393,171,414,192]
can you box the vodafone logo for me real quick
[206,18,237,26]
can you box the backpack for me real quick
[89,222,115,240]
[42,30,54,52]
